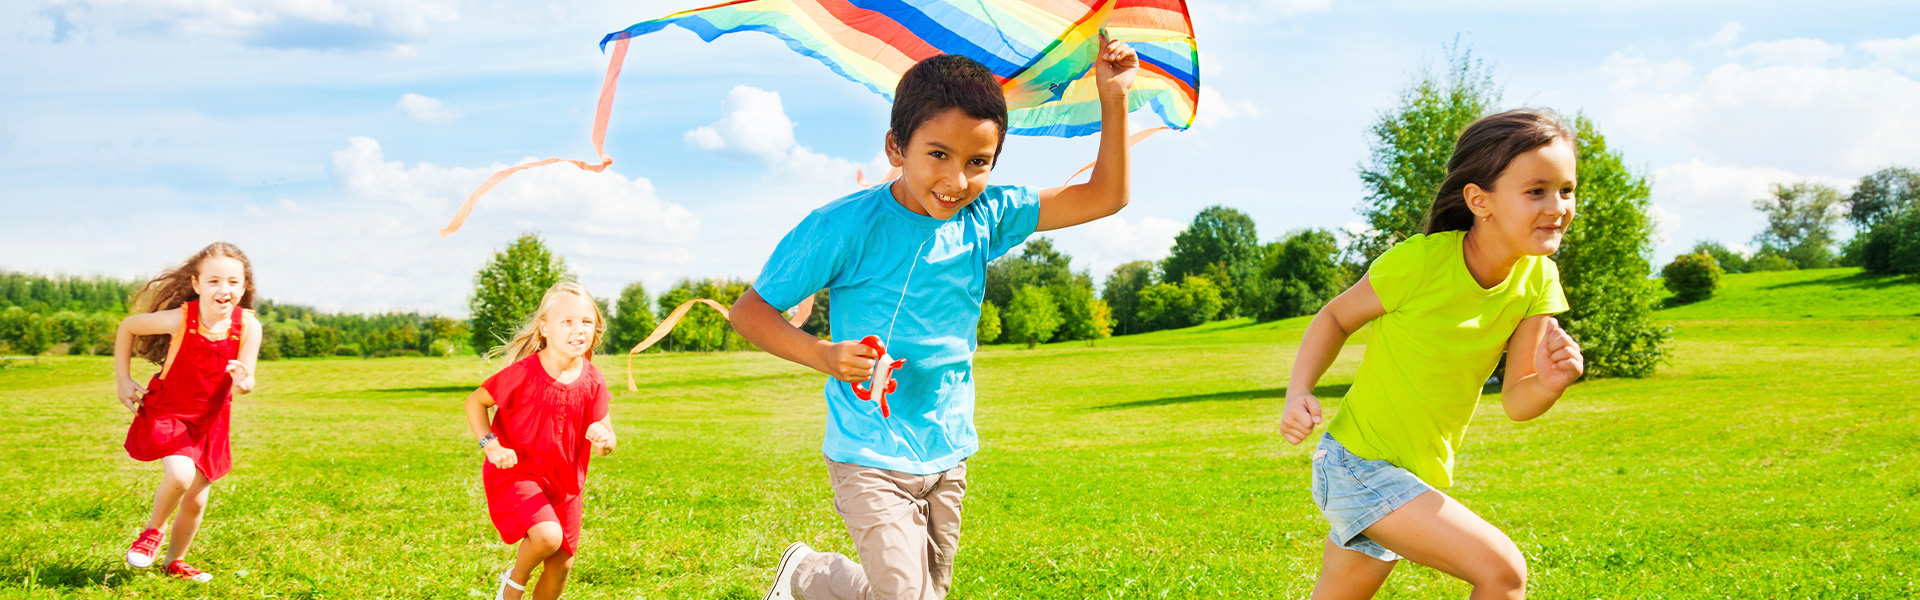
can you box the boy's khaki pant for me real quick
[793,457,967,600]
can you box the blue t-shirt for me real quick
[754,183,1042,474]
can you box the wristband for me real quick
[478,433,497,448]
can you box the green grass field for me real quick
[3,267,1916,598]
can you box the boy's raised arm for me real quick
[1036,35,1139,232]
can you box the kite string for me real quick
[884,234,934,349]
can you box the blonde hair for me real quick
[130,242,256,365]
[489,281,606,365]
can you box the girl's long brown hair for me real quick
[129,242,256,365]
[1423,108,1576,235]
[489,282,606,366]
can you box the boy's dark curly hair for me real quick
[889,54,1008,164]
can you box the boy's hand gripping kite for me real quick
[853,335,906,418]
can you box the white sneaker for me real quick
[763,542,815,600]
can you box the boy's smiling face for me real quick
[885,107,1002,220]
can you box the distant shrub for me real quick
[1005,286,1061,349]
[977,300,1002,344]
[333,346,361,357]
[1661,253,1722,304]
[1748,250,1797,272]
[371,349,423,358]
[1861,210,1920,275]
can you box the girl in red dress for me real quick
[463,282,618,600]
[111,242,263,583]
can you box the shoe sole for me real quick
[763,543,811,600]
[126,552,154,569]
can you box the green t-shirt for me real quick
[1325,230,1568,488]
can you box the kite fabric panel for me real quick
[601,0,1199,138]
[438,0,1197,236]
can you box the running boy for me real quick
[730,39,1140,600]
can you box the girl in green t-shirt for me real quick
[1280,108,1588,599]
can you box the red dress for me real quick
[124,301,243,481]
[482,355,611,555]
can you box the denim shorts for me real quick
[1310,432,1435,561]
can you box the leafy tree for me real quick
[1135,275,1224,331]
[657,278,752,352]
[1052,282,1104,342]
[1355,41,1500,262]
[1004,286,1061,349]
[1554,115,1670,378]
[1747,248,1797,272]
[977,299,1002,343]
[304,326,341,358]
[1102,261,1157,335]
[265,321,305,360]
[470,233,572,355]
[1753,182,1844,269]
[1690,240,1749,274]
[1860,209,1920,275]
[800,290,831,338]
[1845,167,1920,230]
[1661,253,1722,304]
[604,282,659,355]
[1088,300,1114,342]
[984,237,1076,313]
[1162,206,1261,315]
[0,309,60,364]
[1251,229,1346,322]
[56,311,115,355]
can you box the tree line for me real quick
[0,271,470,361]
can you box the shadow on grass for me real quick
[367,385,473,395]
[1090,383,1352,411]
[1760,270,1920,291]
[0,558,136,591]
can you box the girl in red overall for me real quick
[463,282,618,600]
[112,242,262,583]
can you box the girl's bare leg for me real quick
[1361,491,1529,600]
[143,456,198,531]
[530,549,574,600]
[503,521,563,600]
[162,469,213,564]
[1310,538,1397,600]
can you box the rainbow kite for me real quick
[603,0,1198,138]
[439,0,1198,236]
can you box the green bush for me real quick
[333,345,361,357]
[1861,210,1920,275]
[656,278,752,352]
[1661,253,1722,304]
[1005,286,1061,349]
[1135,275,1225,331]
[1251,229,1347,322]
[977,300,1002,344]
[371,349,424,359]
[1052,283,1105,342]
[1748,249,1797,272]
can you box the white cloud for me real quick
[1727,38,1846,67]
[1195,87,1262,127]
[684,85,798,163]
[1861,35,1920,75]
[397,93,458,124]
[35,0,458,50]
[1605,52,1920,174]
[1699,22,1742,48]
[1645,159,1853,261]
[329,136,698,242]
[1065,214,1185,281]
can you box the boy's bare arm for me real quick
[732,288,876,383]
[1036,35,1139,232]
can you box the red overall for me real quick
[124,301,241,481]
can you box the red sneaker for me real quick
[166,560,212,583]
[125,529,163,568]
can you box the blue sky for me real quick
[4,0,1918,315]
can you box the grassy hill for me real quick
[2,269,1915,598]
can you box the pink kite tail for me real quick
[625,295,815,391]
[439,37,633,237]
[1064,126,1169,184]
